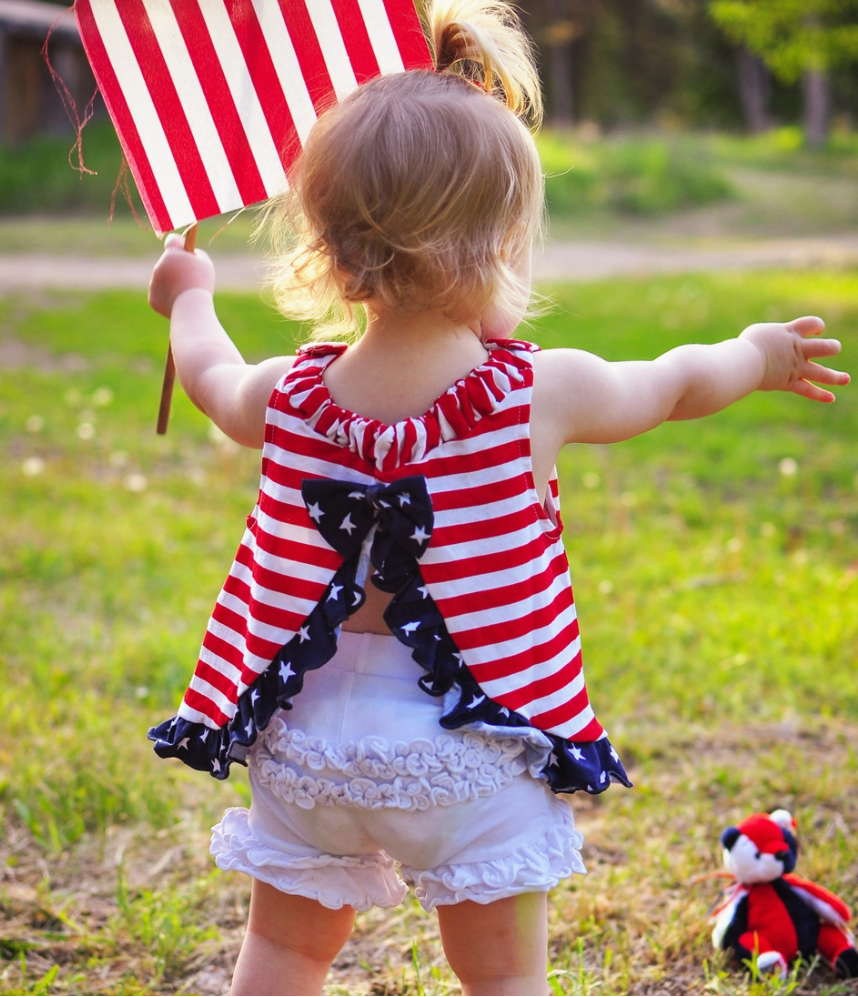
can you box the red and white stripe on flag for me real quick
[75,0,433,236]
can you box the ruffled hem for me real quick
[211,807,408,911]
[251,718,531,811]
[283,339,536,471]
[402,802,586,910]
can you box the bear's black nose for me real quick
[721,827,740,851]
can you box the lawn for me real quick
[0,270,857,996]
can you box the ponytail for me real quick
[428,0,543,126]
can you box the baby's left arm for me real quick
[149,235,294,447]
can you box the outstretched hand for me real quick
[740,316,850,403]
[148,232,215,319]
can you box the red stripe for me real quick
[202,629,244,670]
[465,617,581,683]
[530,700,603,740]
[194,658,241,702]
[75,1,173,234]
[278,0,336,113]
[183,687,230,727]
[115,0,219,221]
[491,652,584,713]
[224,573,311,632]
[329,0,380,83]
[167,0,267,207]
[432,507,540,546]
[252,521,341,571]
[437,553,569,618]
[223,0,302,172]
[380,0,433,70]
[422,532,551,583]
[447,587,575,650]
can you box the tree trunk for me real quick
[737,46,769,134]
[802,68,831,148]
[547,0,573,127]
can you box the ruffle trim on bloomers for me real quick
[251,717,535,811]
[210,803,586,912]
[402,802,586,910]
[149,474,632,796]
[211,807,408,912]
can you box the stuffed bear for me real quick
[711,809,858,979]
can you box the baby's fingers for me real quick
[791,378,837,403]
[787,315,825,336]
[801,336,842,361]
[803,360,850,387]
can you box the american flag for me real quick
[75,0,433,236]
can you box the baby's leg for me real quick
[231,880,355,996]
[437,892,548,996]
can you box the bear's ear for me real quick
[721,827,740,851]
[769,809,796,833]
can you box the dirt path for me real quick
[0,234,856,293]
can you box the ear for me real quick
[721,827,740,851]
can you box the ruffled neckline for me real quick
[281,338,537,471]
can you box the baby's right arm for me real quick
[532,317,849,450]
[149,235,295,448]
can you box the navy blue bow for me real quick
[301,476,434,565]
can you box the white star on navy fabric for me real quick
[610,746,619,763]
[307,502,323,523]
[348,490,364,499]
[298,626,310,642]
[453,652,464,666]
[251,689,259,705]
[327,583,343,601]
[177,737,190,751]
[212,758,221,773]
[280,661,295,682]
[468,693,486,709]
[401,620,420,634]
[548,751,559,767]
[570,746,584,761]
[340,513,356,535]
[600,770,607,782]
[245,720,254,737]
[398,493,411,506]
[199,729,208,743]
[410,526,430,544]
[499,707,510,718]
[418,585,429,599]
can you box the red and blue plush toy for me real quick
[711,809,858,979]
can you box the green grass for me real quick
[1,271,857,994]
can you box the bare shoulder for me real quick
[206,354,298,448]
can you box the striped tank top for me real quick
[149,338,630,794]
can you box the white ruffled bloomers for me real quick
[211,719,586,911]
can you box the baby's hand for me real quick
[148,232,215,318]
[740,316,849,403]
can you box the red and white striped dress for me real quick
[153,338,629,792]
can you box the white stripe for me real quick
[454,602,578,665]
[186,673,236,717]
[543,704,595,739]
[433,491,534,529]
[231,560,319,618]
[251,0,318,144]
[477,638,583,700]
[251,543,337,585]
[88,0,194,228]
[304,0,358,99]
[255,507,332,552]
[442,570,571,631]
[198,643,242,686]
[355,0,405,73]
[176,700,222,726]
[422,522,541,564]
[206,615,247,655]
[199,1,286,196]
[140,0,243,213]
[428,553,568,599]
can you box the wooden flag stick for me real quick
[156,223,198,434]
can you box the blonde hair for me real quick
[264,0,544,339]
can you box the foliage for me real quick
[710,0,858,81]
[1,272,856,994]
[537,131,733,215]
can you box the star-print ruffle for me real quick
[149,474,631,794]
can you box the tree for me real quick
[709,0,858,145]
